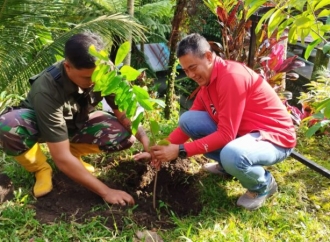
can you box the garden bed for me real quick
[1,155,210,230]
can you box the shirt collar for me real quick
[209,56,225,85]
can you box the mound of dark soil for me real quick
[0,173,14,203]
[27,157,208,230]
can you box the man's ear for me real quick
[63,60,70,70]
[205,51,213,62]
[63,60,73,74]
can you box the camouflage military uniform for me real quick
[0,61,133,156]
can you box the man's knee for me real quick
[99,135,135,153]
[220,145,247,173]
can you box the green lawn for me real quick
[0,134,329,241]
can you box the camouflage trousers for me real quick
[0,108,134,156]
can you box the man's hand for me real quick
[133,151,151,161]
[150,144,179,169]
[47,140,135,207]
[103,188,135,206]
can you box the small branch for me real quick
[153,170,158,210]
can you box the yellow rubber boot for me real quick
[14,143,53,197]
[70,143,102,173]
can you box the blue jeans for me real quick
[179,111,293,194]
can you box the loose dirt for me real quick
[1,156,209,230]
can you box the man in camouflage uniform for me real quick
[0,31,149,206]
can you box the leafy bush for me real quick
[298,68,330,137]
[0,91,24,114]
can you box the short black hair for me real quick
[64,31,104,69]
[176,33,211,58]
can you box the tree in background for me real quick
[0,0,174,96]
[164,0,188,119]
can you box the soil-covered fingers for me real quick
[133,151,151,161]
[104,189,135,206]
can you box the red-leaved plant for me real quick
[253,28,306,91]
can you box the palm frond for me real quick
[134,1,174,42]
[0,0,147,94]
[7,14,146,93]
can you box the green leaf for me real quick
[101,75,122,96]
[288,25,298,44]
[115,83,131,104]
[318,9,330,18]
[120,65,141,81]
[268,9,286,37]
[298,28,311,46]
[115,41,130,66]
[131,112,144,135]
[93,68,115,92]
[294,16,312,28]
[93,64,111,83]
[320,25,330,32]
[314,98,330,112]
[315,0,330,11]
[304,39,322,60]
[102,71,113,84]
[309,23,325,40]
[313,112,325,120]
[91,68,100,83]
[289,0,307,12]
[88,45,109,61]
[277,18,294,39]
[93,80,103,92]
[121,91,134,111]
[138,98,155,111]
[150,119,160,136]
[305,122,322,138]
[322,43,330,54]
[126,99,138,119]
[324,102,330,118]
[150,98,166,108]
[119,89,132,106]
[255,8,276,35]
[133,85,150,99]
[246,0,268,20]
[101,70,116,90]
[0,91,7,100]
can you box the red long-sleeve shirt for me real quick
[169,57,296,157]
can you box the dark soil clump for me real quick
[29,157,208,230]
[0,173,14,203]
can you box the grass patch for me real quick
[1,134,330,241]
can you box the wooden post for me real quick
[124,0,134,66]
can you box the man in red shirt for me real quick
[138,33,296,210]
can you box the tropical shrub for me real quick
[298,68,330,137]
[90,41,165,136]
[253,29,305,90]
[0,91,24,115]
[203,0,305,91]
[255,0,330,60]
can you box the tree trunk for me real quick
[124,0,134,66]
[312,48,330,78]
[164,0,188,120]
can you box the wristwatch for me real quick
[178,144,187,158]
